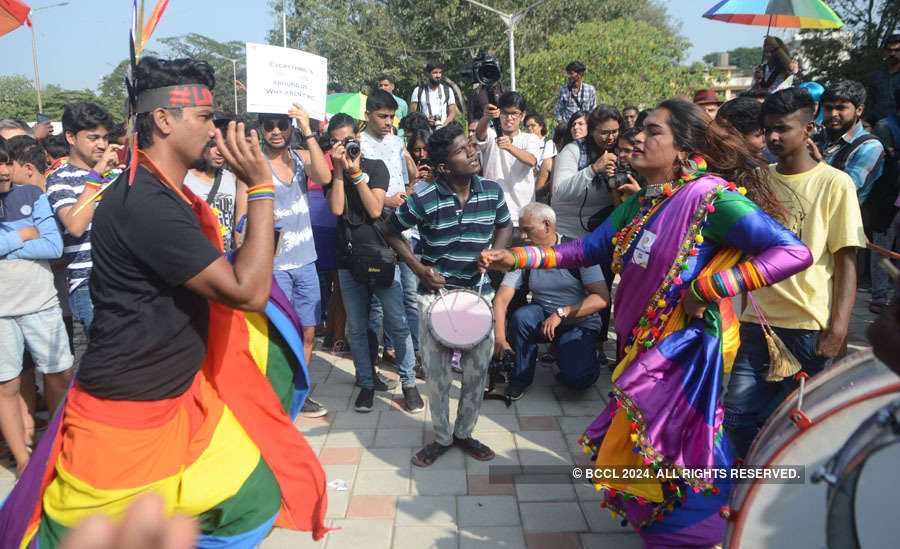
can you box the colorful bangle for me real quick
[352,173,370,186]
[508,246,558,270]
[247,183,275,202]
[694,261,768,302]
[689,279,708,304]
[348,170,366,185]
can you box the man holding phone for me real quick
[46,102,121,338]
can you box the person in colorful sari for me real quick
[0,57,329,548]
[480,99,812,548]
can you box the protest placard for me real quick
[245,42,328,119]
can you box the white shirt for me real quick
[411,84,456,125]
[476,127,543,225]
[360,131,409,196]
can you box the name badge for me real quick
[632,230,657,268]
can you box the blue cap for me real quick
[798,82,825,125]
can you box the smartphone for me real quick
[274,228,283,256]
[116,146,128,166]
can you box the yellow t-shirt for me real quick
[742,162,866,330]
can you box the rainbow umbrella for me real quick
[0,0,30,38]
[326,92,367,120]
[702,0,844,30]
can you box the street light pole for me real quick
[464,0,548,90]
[282,0,287,48]
[28,2,71,114]
[231,59,238,113]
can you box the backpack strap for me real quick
[832,133,882,171]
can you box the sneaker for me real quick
[355,388,375,413]
[299,397,328,418]
[504,385,525,401]
[372,374,400,392]
[382,349,396,365]
[402,386,425,413]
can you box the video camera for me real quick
[461,52,502,86]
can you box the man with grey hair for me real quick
[492,202,609,400]
[0,119,31,140]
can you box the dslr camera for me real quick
[461,52,502,86]
[342,136,361,160]
[594,161,641,191]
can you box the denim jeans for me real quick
[871,213,899,303]
[338,268,416,388]
[508,303,601,390]
[69,283,94,340]
[724,322,832,458]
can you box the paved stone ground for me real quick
[0,291,880,549]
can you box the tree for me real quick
[703,47,764,74]
[516,19,719,122]
[271,0,683,122]
[795,0,898,84]
[97,34,247,118]
[0,75,38,120]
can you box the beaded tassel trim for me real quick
[577,388,725,531]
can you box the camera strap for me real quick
[206,168,223,206]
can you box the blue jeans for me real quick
[724,322,832,458]
[69,284,93,340]
[338,268,416,388]
[376,261,420,354]
[508,303,601,390]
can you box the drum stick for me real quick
[477,244,491,298]
[434,270,459,332]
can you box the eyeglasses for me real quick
[499,111,523,118]
[524,123,540,129]
[262,118,291,133]
[595,129,619,138]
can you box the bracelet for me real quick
[303,134,316,140]
[348,170,367,186]
[247,183,275,202]
[689,279,709,304]
[84,178,103,191]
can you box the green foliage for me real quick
[517,19,717,122]
[272,0,685,119]
[796,0,898,84]
[0,75,38,120]
[702,47,764,74]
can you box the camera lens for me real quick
[343,137,361,160]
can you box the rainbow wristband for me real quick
[84,178,102,191]
[348,170,367,186]
[247,183,275,202]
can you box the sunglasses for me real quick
[262,118,292,133]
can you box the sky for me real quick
[1,0,787,91]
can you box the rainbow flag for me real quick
[0,167,330,547]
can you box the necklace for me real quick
[611,179,683,273]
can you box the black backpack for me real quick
[832,134,896,235]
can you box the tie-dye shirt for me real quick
[271,151,317,270]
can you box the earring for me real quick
[679,155,708,182]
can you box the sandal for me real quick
[453,435,495,461]
[332,339,348,354]
[411,442,452,467]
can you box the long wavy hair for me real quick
[657,99,789,223]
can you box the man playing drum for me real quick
[382,122,512,467]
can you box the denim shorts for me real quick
[273,263,322,328]
[0,306,75,382]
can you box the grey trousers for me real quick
[417,292,494,446]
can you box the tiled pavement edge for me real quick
[0,292,879,549]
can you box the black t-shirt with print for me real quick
[76,166,222,401]
[323,157,391,269]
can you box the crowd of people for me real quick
[1,31,899,548]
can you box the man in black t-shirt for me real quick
[322,113,424,414]
[11,57,330,544]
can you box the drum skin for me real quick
[427,290,493,349]
[821,398,900,549]
[723,351,900,548]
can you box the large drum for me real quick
[722,350,900,548]
[426,289,493,350]
[815,397,900,549]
